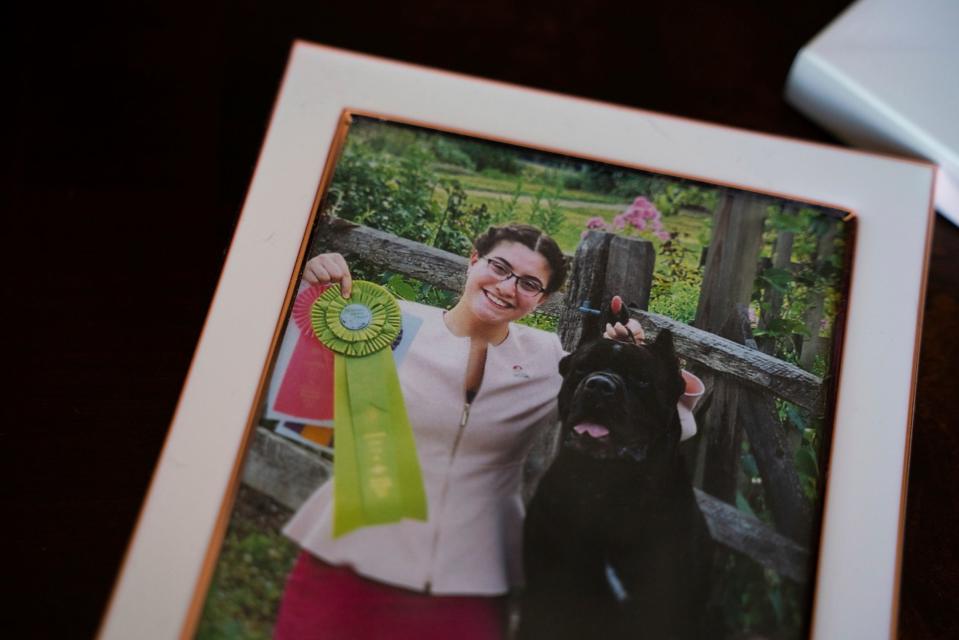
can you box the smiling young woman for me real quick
[273,224,702,640]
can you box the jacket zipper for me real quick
[424,337,487,593]
[424,399,472,594]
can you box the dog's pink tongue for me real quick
[573,423,610,439]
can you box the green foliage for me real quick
[491,179,525,224]
[652,182,720,217]
[648,278,700,325]
[718,555,806,639]
[385,273,457,309]
[526,180,567,239]
[649,236,703,324]
[574,166,720,214]
[754,316,810,339]
[757,267,794,293]
[458,139,522,174]
[515,310,558,332]
[430,136,476,170]
[755,206,848,370]
[579,165,655,198]
[431,178,494,255]
[196,505,298,640]
[329,139,492,257]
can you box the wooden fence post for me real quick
[695,191,770,333]
[727,305,811,543]
[604,235,656,312]
[557,230,612,351]
[759,204,796,355]
[799,221,839,371]
[557,231,656,351]
[693,191,770,503]
[696,311,747,504]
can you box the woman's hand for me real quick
[603,295,645,345]
[604,319,645,344]
[303,253,353,298]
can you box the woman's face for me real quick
[462,240,552,326]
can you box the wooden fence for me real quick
[244,209,826,585]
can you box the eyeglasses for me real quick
[482,257,547,297]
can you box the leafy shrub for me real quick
[328,139,490,256]
[430,137,476,171]
[648,278,699,324]
[459,139,522,175]
[527,185,566,239]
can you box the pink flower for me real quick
[585,216,607,229]
[655,230,671,241]
[611,214,627,230]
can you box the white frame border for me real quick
[99,42,935,639]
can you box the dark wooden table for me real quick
[7,1,956,637]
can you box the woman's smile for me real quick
[482,288,515,310]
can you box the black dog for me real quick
[519,331,713,640]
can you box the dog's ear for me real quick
[649,329,685,400]
[649,328,677,361]
[559,353,572,376]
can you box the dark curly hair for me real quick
[473,224,568,294]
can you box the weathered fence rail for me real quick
[631,309,822,411]
[243,428,811,583]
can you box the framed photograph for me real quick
[98,43,935,640]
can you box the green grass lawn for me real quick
[435,170,625,206]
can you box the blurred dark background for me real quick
[5,1,957,637]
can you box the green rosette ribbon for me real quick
[311,281,427,537]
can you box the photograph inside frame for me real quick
[194,113,854,640]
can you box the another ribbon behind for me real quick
[273,284,335,423]
[310,281,427,537]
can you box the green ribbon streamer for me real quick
[312,282,427,538]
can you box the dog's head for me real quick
[557,330,685,462]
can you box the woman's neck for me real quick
[444,300,509,345]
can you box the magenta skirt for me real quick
[273,552,508,640]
